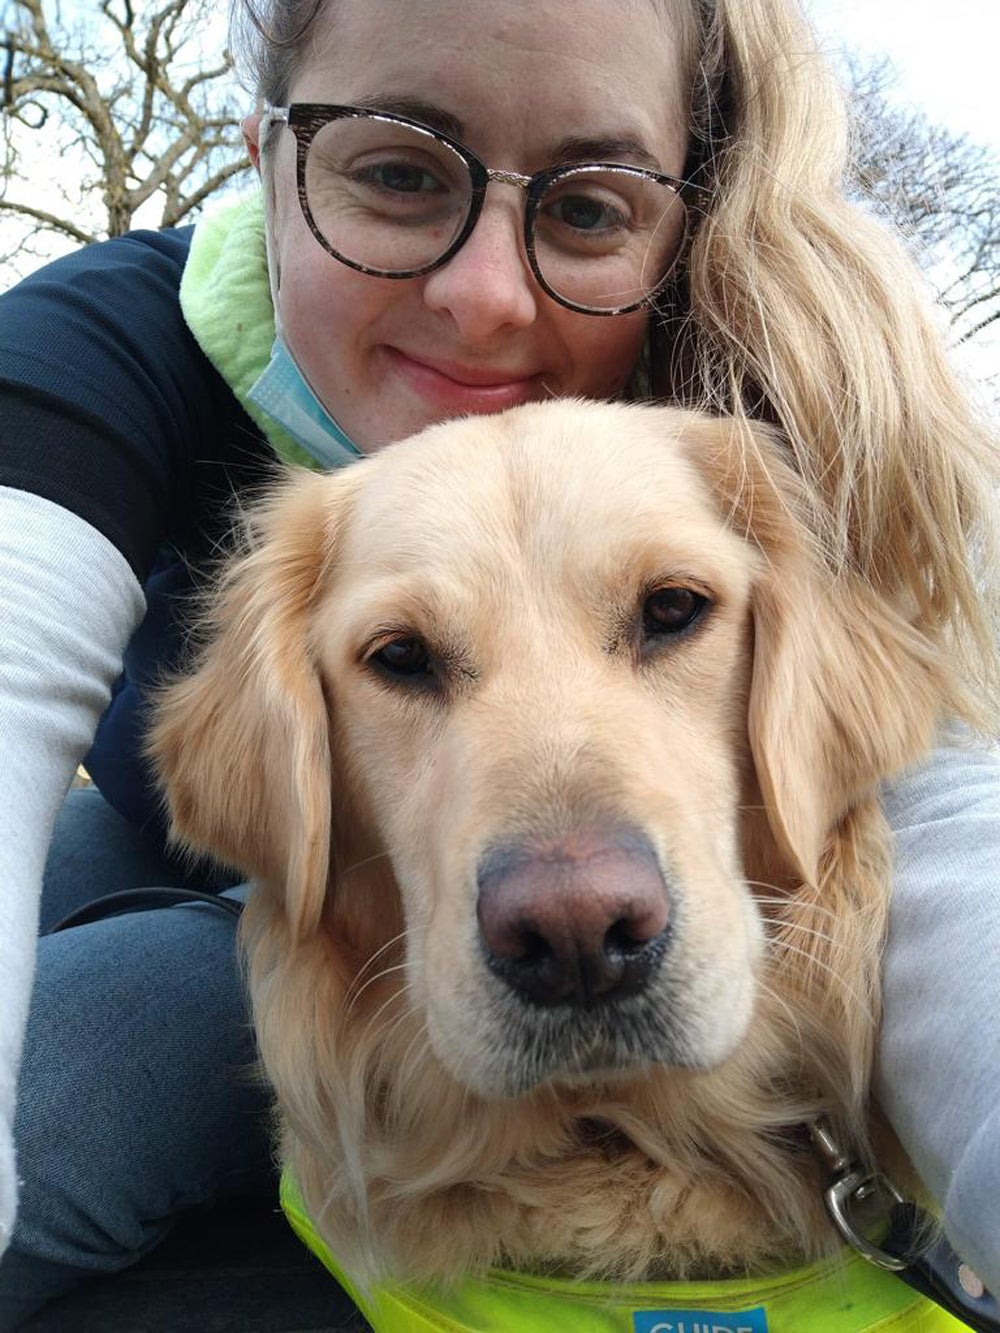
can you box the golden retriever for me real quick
[151,400,965,1284]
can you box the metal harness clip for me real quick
[810,1116,1000,1332]
[810,1116,908,1271]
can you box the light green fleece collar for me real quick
[178,191,319,470]
[280,1172,964,1333]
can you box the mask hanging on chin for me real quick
[248,197,365,470]
[247,334,365,470]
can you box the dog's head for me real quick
[152,400,955,1100]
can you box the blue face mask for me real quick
[247,336,364,470]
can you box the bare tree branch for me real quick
[959,308,1000,346]
[1,0,250,265]
[0,197,97,245]
[3,14,997,371]
[846,56,1000,356]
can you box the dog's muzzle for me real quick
[476,826,672,1007]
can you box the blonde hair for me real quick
[232,0,999,709]
[670,0,1000,710]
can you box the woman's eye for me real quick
[370,636,433,680]
[548,192,627,234]
[354,160,444,196]
[642,587,709,639]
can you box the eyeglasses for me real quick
[261,103,697,316]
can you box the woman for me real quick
[1,0,999,1323]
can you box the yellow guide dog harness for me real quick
[281,1173,969,1333]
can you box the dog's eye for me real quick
[642,586,708,639]
[370,636,433,680]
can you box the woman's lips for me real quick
[386,347,549,413]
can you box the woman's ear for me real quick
[150,468,357,942]
[242,111,263,174]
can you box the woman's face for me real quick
[245,0,690,452]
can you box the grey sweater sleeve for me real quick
[0,487,145,1256]
[878,746,1000,1292]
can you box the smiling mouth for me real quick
[412,357,535,388]
[387,347,550,409]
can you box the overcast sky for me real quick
[4,2,998,297]
[806,1,1000,397]
[806,0,1000,152]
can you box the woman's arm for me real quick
[0,488,145,1255]
[0,223,273,1257]
[879,745,1000,1291]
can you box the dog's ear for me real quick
[747,572,952,885]
[682,413,958,885]
[150,469,356,941]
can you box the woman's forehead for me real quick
[291,0,691,171]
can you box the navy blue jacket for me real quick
[0,228,277,837]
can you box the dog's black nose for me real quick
[476,827,671,1006]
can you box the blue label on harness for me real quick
[633,1310,767,1333]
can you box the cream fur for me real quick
[151,400,969,1284]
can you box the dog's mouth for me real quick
[466,979,716,1098]
[409,919,763,1098]
[415,830,764,1099]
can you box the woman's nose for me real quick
[421,194,539,339]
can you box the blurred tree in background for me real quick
[1,8,998,375]
[849,56,1000,351]
[1,0,250,270]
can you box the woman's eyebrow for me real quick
[347,94,465,142]
[342,97,663,174]
[549,135,662,173]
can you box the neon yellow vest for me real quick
[280,1172,965,1332]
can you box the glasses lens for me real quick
[531,167,688,312]
[303,114,474,273]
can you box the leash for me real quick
[45,899,997,1329]
[812,1117,1000,1332]
[46,886,245,933]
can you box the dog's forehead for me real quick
[344,402,743,571]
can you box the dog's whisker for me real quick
[363,1011,422,1093]
[764,939,875,1024]
[378,1013,426,1077]
[360,986,408,1034]
[395,1018,434,1098]
[345,930,411,1005]
[354,927,409,972]
[750,891,841,921]
[359,984,411,1042]
[754,977,805,1050]
[765,936,848,975]
[762,919,843,950]
[344,918,433,1010]
[345,960,412,1016]
[340,849,393,878]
